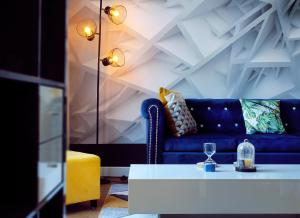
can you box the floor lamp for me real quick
[76,0,127,182]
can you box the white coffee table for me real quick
[129,164,300,218]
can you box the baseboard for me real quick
[70,144,146,166]
[101,166,130,177]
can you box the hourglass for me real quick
[203,142,216,164]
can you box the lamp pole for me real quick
[96,0,102,145]
[97,0,111,184]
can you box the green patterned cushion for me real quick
[240,99,286,134]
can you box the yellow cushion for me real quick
[159,87,175,105]
[159,87,178,135]
[66,150,100,205]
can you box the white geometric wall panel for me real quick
[68,0,300,144]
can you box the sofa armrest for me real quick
[141,98,166,164]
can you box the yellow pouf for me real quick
[66,150,100,205]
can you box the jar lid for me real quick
[238,138,255,148]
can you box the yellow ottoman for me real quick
[66,150,100,206]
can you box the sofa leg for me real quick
[90,200,98,208]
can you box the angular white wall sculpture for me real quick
[68,0,300,144]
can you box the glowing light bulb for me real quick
[76,19,97,41]
[84,26,93,37]
[110,10,120,17]
[102,48,125,67]
[104,5,127,25]
[112,55,119,62]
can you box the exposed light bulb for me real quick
[76,19,97,41]
[110,10,120,17]
[102,48,125,67]
[111,55,119,63]
[84,26,93,37]
[104,5,127,25]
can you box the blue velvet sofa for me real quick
[141,98,300,164]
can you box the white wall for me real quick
[68,0,300,144]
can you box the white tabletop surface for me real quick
[129,164,300,180]
[129,164,300,214]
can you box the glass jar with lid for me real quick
[236,139,256,172]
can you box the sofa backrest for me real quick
[186,99,245,134]
[185,99,300,135]
[280,99,300,135]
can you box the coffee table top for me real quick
[129,164,300,180]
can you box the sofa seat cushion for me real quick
[236,134,300,152]
[164,134,237,152]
